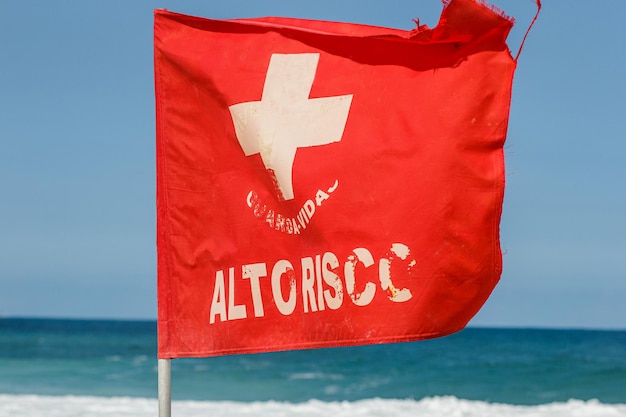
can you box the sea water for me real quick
[1,318,625,416]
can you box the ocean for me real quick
[0,318,624,416]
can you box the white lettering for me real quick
[322,252,343,310]
[275,213,286,232]
[209,242,415,325]
[315,189,330,206]
[245,181,337,235]
[265,209,275,229]
[297,209,309,229]
[344,248,376,306]
[228,267,247,320]
[327,179,339,193]
[301,257,318,313]
[315,254,325,311]
[379,243,414,302]
[271,260,297,315]
[242,263,268,317]
[303,199,315,218]
[290,218,301,234]
[209,270,227,324]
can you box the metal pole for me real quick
[158,358,171,417]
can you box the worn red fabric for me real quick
[155,0,517,358]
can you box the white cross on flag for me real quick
[229,53,352,201]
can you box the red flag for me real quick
[155,0,519,358]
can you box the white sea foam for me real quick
[1,394,625,417]
[288,371,343,380]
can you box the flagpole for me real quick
[158,358,171,417]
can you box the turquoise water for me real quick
[1,318,624,405]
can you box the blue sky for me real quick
[1,0,624,329]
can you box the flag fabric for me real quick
[155,0,518,358]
